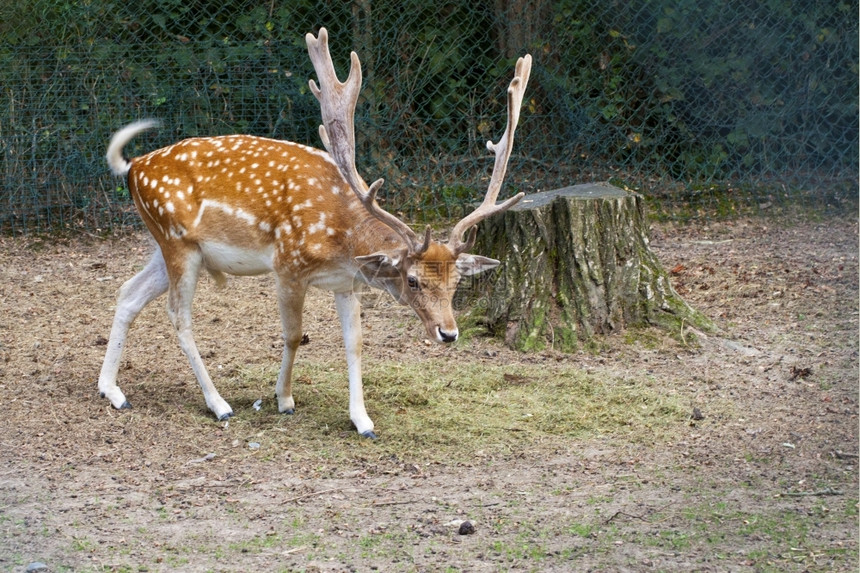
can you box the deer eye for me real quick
[406,275,420,290]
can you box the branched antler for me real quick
[448,55,532,255]
[306,28,428,254]
[307,28,530,257]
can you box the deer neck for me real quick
[345,211,406,257]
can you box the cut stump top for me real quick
[511,183,633,211]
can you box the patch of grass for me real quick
[71,536,96,552]
[587,495,614,506]
[568,523,597,537]
[236,532,282,552]
[646,500,855,569]
[538,488,858,573]
[489,536,548,562]
[164,554,190,568]
[656,529,692,550]
[357,530,413,561]
[226,357,688,463]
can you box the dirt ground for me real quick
[0,215,857,572]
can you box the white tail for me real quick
[105,119,161,176]
[97,28,532,438]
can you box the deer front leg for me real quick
[98,250,169,409]
[274,280,306,415]
[334,291,375,438]
[166,251,233,421]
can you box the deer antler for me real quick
[306,28,429,254]
[448,55,532,255]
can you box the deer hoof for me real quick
[281,408,296,415]
[217,411,234,421]
[101,390,131,410]
[360,430,378,440]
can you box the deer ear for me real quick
[355,252,402,280]
[456,253,500,276]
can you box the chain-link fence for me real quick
[1,0,856,233]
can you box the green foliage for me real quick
[545,0,858,183]
[0,0,856,232]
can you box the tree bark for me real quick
[493,0,551,57]
[463,183,711,351]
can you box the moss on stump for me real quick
[464,183,711,352]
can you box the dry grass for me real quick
[209,358,692,464]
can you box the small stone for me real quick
[458,521,475,535]
[26,563,49,573]
[248,442,261,450]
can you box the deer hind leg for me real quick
[274,278,306,415]
[165,248,234,421]
[98,249,169,409]
[335,291,375,438]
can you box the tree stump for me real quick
[463,183,711,351]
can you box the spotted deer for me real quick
[97,28,532,438]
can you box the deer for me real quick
[97,28,532,438]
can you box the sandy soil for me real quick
[0,215,857,572]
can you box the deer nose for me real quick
[437,327,458,343]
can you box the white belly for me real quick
[309,270,359,292]
[199,241,274,276]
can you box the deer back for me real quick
[126,134,391,279]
